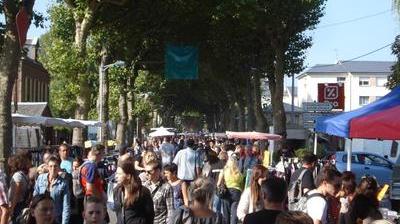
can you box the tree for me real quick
[257,0,325,150]
[0,0,39,169]
[388,35,400,89]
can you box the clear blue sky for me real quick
[28,0,399,71]
[305,0,399,67]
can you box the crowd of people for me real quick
[0,136,395,224]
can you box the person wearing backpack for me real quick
[288,154,318,204]
[306,166,342,224]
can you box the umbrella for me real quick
[225,131,282,140]
[149,127,176,137]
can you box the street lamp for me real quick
[99,60,126,145]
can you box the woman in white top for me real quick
[237,165,268,221]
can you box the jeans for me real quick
[228,188,241,224]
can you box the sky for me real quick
[26,0,400,78]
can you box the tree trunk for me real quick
[71,8,96,146]
[237,97,246,131]
[227,102,236,131]
[253,73,268,132]
[116,88,128,146]
[126,90,134,146]
[269,48,287,151]
[72,77,91,146]
[0,0,21,170]
[246,75,255,131]
[98,46,110,146]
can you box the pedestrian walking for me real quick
[143,161,174,224]
[33,156,70,224]
[113,159,154,224]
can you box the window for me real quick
[337,77,346,83]
[365,155,391,168]
[376,96,382,101]
[359,96,369,106]
[377,77,387,87]
[359,77,370,87]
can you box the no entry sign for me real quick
[318,83,344,110]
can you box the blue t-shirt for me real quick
[60,158,73,174]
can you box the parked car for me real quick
[334,151,393,185]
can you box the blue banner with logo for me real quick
[165,44,198,80]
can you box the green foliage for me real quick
[39,3,98,118]
[41,0,326,133]
[388,35,400,89]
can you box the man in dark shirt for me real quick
[289,154,317,195]
[243,177,288,224]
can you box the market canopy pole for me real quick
[313,133,318,155]
[347,139,352,171]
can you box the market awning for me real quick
[315,86,400,138]
[225,131,282,140]
[350,105,400,140]
[12,113,101,128]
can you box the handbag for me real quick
[217,171,229,198]
[217,183,228,198]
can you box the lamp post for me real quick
[99,60,126,145]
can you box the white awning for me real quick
[12,113,101,128]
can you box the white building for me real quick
[297,61,394,111]
[298,61,398,160]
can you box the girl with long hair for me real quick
[171,177,224,224]
[217,154,244,224]
[113,160,154,224]
[237,165,268,221]
[8,151,32,224]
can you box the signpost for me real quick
[303,102,333,112]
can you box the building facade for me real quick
[12,38,50,104]
[297,61,398,160]
[297,61,394,111]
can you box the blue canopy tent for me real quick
[315,86,400,170]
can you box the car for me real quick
[333,151,393,185]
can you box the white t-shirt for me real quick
[306,189,328,224]
[173,147,200,181]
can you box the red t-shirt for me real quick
[80,161,104,196]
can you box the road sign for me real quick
[303,112,337,122]
[318,83,345,110]
[303,102,333,112]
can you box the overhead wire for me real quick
[317,9,391,29]
[303,41,394,71]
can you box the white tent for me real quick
[149,127,176,137]
[12,113,101,128]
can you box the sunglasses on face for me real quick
[145,169,155,174]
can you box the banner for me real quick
[165,44,198,80]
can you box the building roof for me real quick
[11,102,52,117]
[298,61,395,79]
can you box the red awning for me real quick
[225,131,282,140]
[350,105,400,140]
